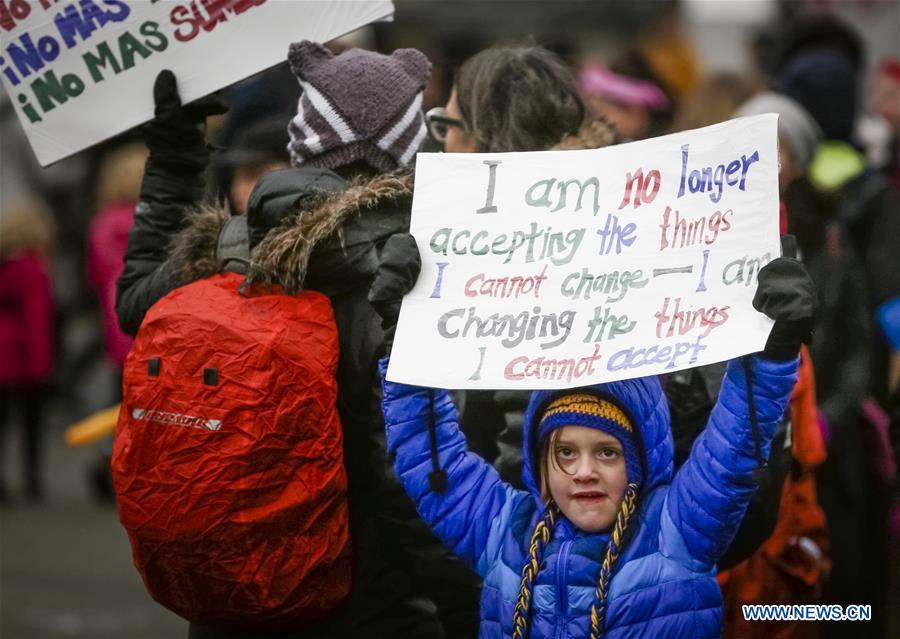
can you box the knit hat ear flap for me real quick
[287,41,333,78]
[391,48,432,85]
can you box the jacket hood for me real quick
[170,169,413,295]
[520,377,674,505]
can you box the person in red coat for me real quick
[0,198,56,502]
[88,143,145,376]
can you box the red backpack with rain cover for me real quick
[112,272,351,632]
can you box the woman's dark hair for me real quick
[455,46,585,153]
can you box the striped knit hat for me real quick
[538,394,643,486]
[287,41,432,171]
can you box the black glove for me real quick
[143,70,228,167]
[368,233,422,354]
[752,236,817,361]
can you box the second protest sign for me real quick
[0,0,394,166]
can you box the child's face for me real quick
[545,426,628,533]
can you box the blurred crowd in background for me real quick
[1,0,899,638]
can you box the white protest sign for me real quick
[388,114,781,390]
[0,0,394,166]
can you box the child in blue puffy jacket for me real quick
[371,235,816,639]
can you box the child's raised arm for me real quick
[663,251,815,568]
[370,234,526,573]
[664,355,798,567]
[380,362,524,572]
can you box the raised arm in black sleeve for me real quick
[116,70,227,335]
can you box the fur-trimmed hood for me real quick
[170,169,413,296]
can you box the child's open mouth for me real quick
[571,492,608,502]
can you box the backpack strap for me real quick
[216,215,251,275]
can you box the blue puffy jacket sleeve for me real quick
[379,359,523,574]
[664,355,798,568]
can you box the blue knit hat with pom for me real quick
[538,394,643,486]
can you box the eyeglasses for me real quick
[426,107,468,144]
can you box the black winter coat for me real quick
[116,151,480,639]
